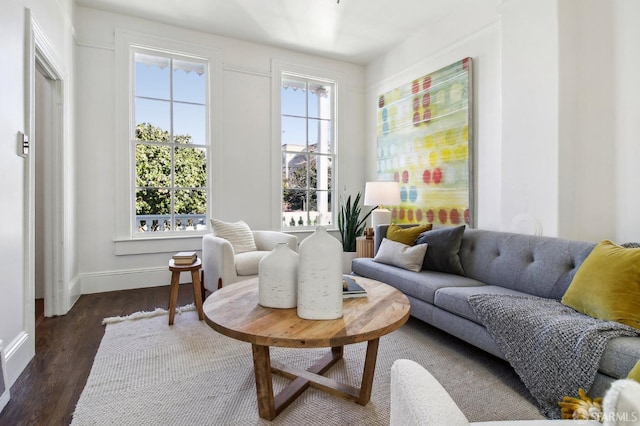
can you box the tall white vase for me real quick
[297,226,343,320]
[258,243,298,309]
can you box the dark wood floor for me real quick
[0,284,197,426]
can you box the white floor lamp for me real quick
[364,181,401,233]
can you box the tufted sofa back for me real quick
[459,229,595,300]
[373,225,596,300]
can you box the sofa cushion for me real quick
[235,251,269,276]
[211,219,257,254]
[562,240,640,330]
[416,225,466,275]
[374,238,428,272]
[352,258,483,304]
[434,285,532,324]
[386,223,432,246]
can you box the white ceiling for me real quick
[75,0,493,64]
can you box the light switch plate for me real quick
[18,131,29,157]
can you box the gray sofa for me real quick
[351,225,640,397]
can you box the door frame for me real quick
[24,8,67,327]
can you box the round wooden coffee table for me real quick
[203,276,410,420]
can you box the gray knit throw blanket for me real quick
[468,294,640,418]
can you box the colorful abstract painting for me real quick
[376,58,473,227]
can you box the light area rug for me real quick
[71,308,545,426]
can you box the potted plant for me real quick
[338,191,374,273]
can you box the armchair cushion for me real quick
[211,219,257,254]
[390,359,625,426]
[235,251,270,276]
[391,359,469,426]
[602,379,640,426]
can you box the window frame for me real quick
[273,61,344,232]
[114,30,221,255]
[131,47,209,236]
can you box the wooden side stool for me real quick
[168,258,204,325]
[356,236,375,258]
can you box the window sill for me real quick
[114,234,207,256]
[281,226,338,233]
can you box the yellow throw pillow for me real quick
[628,359,640,383]
[386,223,433,246]
[562,240,640,330]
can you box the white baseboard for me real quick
[68,275,82,310]
[80,266,195,294]
[4,331,34,389]
[0,390,8,414]
[0,339,9,413]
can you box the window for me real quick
[280,75,335,230]
[132,49,209,235]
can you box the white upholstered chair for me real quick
[202,229,298,293]
[390,359,640,426]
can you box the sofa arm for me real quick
[391,359,470,426]
[202,234,238,291]
[253,230,298,252]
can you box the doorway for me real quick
[34,63,55,326]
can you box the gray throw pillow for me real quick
[373,238,429,272]
[415,225,466,275]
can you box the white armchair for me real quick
[390,359,639,426]
[202,230,298,293]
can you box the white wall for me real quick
[366,0,640,242]
[612,0,640,243]
[0,0,75,386]
[558,0,616,241]
[500,0,560,235]
[365,1,502,231]
[74,7,366,293]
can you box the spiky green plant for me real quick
[338,191,374,252]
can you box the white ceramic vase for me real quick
[258,243,298,309]
[297,226,343,320]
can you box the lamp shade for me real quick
[364,181,400,206]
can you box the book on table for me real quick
[342,275,367,298]
[173,251,197,265]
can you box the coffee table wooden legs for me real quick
[252,345,275,419]
[359,337,379,404]
[250,339,380,420]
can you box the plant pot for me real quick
[342,251,357,274]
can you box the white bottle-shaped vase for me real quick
[297,226,343,320]
[258,243,298,309]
